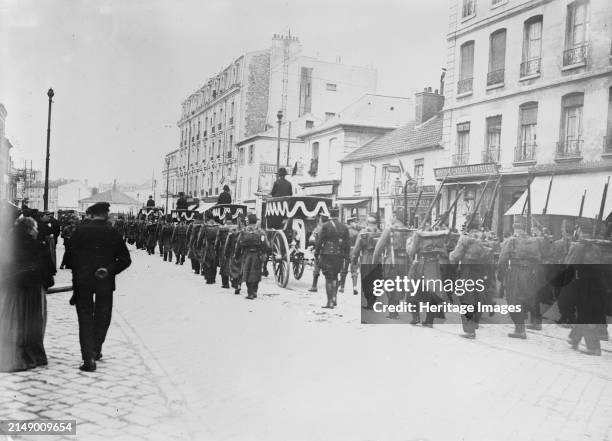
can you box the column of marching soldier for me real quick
[110,207,611,357]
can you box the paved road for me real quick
[2,244,612,441]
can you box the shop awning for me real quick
[505,172,612,219]
[336,198,370,206]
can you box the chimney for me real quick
[414,87,445,124]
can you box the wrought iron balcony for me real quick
[520,58,541,77]
[452,152,470,165]
[556,138,583,159]
[486,69,504,86]
[514,143,537,162]
[481,148,500,163]
[563,44,588,66]
[457,78,473,95]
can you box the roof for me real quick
[298,94,412,138]
[340,113,443,163]
[79,188,140,205]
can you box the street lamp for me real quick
[276,110,283,170]
[43,88,54,211]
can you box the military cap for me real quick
[277,167,288,177]
[89,202,110,215]
[247,213,258,224]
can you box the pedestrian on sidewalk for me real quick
[67,202,131,372]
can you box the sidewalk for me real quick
[0,290,192,441]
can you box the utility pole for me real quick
[286,121,291,166]
[276,110,283,169]
[165,158,170,211]
[43,88,54,211]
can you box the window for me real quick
[462,0,476,17]
[564,1,588,66]
[458,41,474,94]
[325,112,336,120]
[558,93,584,158]
[247,177,252,196]
[328,138,337,173]
[354,167,362,193]
[488,29,506,86]
[606,88,612,152]
[305,120,314,129]
[517,103,538,162]
[326,83,337,91]
[239,147,245,166]
[521,16,543,77]
[238,177,243,199]
[414,159,424,187]
[248,144,254,164]
[484,116,502,162]
[309,142,319,176]
[299,67,313,116]
[455,122,470,165]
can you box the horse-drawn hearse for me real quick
[260,196,332,288]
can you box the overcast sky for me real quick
[0,0,448,186]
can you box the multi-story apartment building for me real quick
[0,104,13,202]
[169,34,377,204]
[434,0,612,234]
[161,149,179,209]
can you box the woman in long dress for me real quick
[0,216,55,372]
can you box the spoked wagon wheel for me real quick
[272,231,290,288]
[292,251,305,280]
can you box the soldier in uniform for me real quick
[449,219,494,338]
[408,227,450,327]
[156,217,166,257]
[114,215,126,242]
[215,213,236,288]
[188,220,203,274]
[564,218,610,356]
[60,215,80,269]
[339,216,361,296]
[172,217,188,264]
[497,215,543,339]
[234,213,271,299]
[227,215,244,294]
[200,211,219,284]
[308,216,324,292]
[145,219,157,255]
[161,215,174,262]
[351,213,381,310]
[315,208,350,309]
[372,211,412,319]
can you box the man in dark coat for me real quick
[67,202,131,371]
[217,185,232,204]
[339,216,361,295]
[146,195,155,207]
[161,216,174,262]
[352,213,381,311]
[315,208,350,308]
[176,192,188,210]
[172,218,188,264]
[235,214,270,299]
[270,168,292,197]
[200,212,219,283]
[227,216,244,294]
[215,213,235,288]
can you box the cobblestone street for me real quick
[1,245,612,440]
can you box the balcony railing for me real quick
[514,143,537,162]
[486,69,504,86]
[481,148,500,163]
[563,44,588,66]
[520,58,541,77]
[229,117,234,125]
[556,138,583,159]
[452,152,470,165]
[457,78,473,95]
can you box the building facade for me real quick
[338,90,445,224]
[0,104,12,202]
[435,0,612,234]
[168,34,377,205]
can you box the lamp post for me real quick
[165,158,171,211]
[43,88,54,211]
[276,110,283,170]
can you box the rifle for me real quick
[433,186,465,228]
[526,177,532,235]
[451,186,459,231]
[595,176,610,236]
[420,175,447,228]
[542,173,554,215]
[411,189,423,227]
[466,175,494,229]
[482,176,502,231]
[578,189,586,217]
